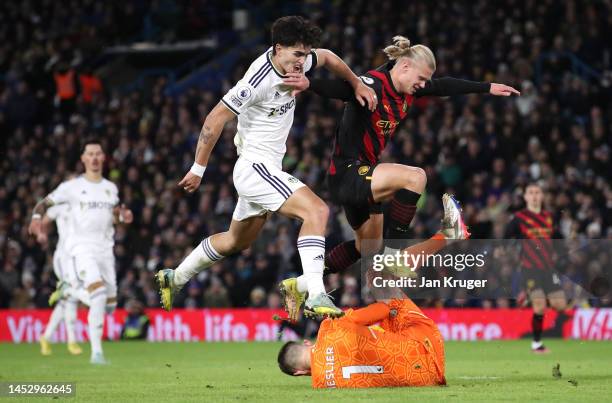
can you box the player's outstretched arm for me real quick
[314,49,377,111]
[489,83,521,96]
[178,102,236,193]
[415,77,520,98]
[283,73,355,101]
[344,301,391,326]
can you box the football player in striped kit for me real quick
[155,16,377,318]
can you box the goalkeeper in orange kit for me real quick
[277,297,445,388]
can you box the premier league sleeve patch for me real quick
[237,86,252,100]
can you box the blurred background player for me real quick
[155,16,376,319]
[279,36,516,316]
[29,139,133,364]
[37,202,82,356]
[504,182,567,353]
[277,297,446,388]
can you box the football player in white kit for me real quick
[37,202,83,356]
[156,16,377,318]
[29,139,133,364]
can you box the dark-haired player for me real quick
[155,16,377,318]
[505,182,567,353]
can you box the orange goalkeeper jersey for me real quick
[310,300,445,389]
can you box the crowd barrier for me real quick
[1,308,610,343]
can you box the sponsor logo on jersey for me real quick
[360,76,374,85]
[376,120,399,136]
[358,166,370,176]
[287,176,299,183]
[268,99,295,117]
[237,86,252,100]
[274,91,281,99]
[80,201,115,210]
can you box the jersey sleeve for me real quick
[360,74,383,104]
[221,77,263,116]
[110,182,120,207]
[414,77,490,98]
[47,181,72,206]
[304,50,318,75]
[343,302,390,326]
[308,78,354,101]
[46,205,61,221]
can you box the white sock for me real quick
[88,288,106,356]
[64,299,78,344]
[297,236,326,296]
[43,301,65,340]
[296,275,308,293]
[174,237,224,288]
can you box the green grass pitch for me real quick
[1,340,610,402]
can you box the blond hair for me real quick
[383,36,436,71]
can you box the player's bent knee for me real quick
[303,200,329,226]
[404,167,427,192]
[313,201,329,223]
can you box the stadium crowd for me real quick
[1,0,610,310]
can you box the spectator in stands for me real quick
[121,299,150,340]
[0,0,610,310]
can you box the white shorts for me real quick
[52,249,74,284]
[72,252,117,298]
[232,157,305,221]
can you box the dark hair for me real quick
[277,341,302,376]
[271,16,321,52]
[80,137,104,154]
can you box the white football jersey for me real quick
[47,176,119,255]
[46,203,70,254]
[221,47,318,168]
